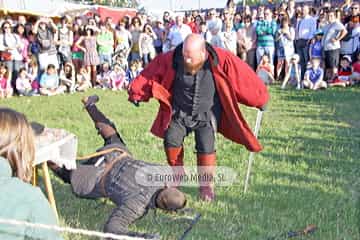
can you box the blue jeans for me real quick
[256,46,275,65]
[295,39,309,79]
[99,53,113,66]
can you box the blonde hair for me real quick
[0,108,35,183]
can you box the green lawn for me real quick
[1,86,359,240]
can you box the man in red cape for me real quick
[128,34,269,201]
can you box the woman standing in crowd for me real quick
[71,23,84,74]
[237,15,257,70]
[114,19,132,61]
[275,16,295,80]
[129,17,142,61]
[15,24,29,65]
[57,16,73,68]
[0,108,63,240]
[138,23,157,66]
[0,21,23,83]
[75,26,100,87]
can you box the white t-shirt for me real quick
[322,21,346,51]
[167,24,192,49]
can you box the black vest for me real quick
[171,44,221,122]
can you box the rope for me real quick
[0,218,150,240]
[76,147,127,160]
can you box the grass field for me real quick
[1,86,360,240]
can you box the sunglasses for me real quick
[351,7,359,9]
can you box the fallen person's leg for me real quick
[82,95,127,148]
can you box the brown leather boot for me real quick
[165,147,185,187]
[197,152,216,202]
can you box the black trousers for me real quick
[164,115,216,154]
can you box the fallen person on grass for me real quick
[48,95,186,240]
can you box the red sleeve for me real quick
[128,55,163,102]
[223,51,269,109]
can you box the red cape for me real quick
[128,47,269,152]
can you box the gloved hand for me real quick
[130,100,140,107]
[259,103,267,112]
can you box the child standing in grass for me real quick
[0,63,13,98]
[303,57,327,90]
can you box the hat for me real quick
[342,55,352,63]
[314,29,324,36]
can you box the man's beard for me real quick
[184,59,205,75]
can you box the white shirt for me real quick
[296,15,317,40]
[167,24,192,49]
[0,33,23,61]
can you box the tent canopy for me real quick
[0,0,91,17]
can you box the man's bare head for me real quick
[182,34,207,74]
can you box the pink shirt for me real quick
[353,62,360,73]
[0,77,8,89]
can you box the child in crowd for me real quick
[76,67,92,92]
[256,54,275,85]
[109,63,126,91]
[303,57,327,90]
[114,54,128,71]
[126,60,141,85]
[136,59,144,72]
[309,30,323,61]
[0,63,13,98]
[329,55,353,87]
[39,64,65,96]
[59,62,76,93]
[281,54,301,89]
[16,68,37,96]
[26,55,40,92]
[351,51,360,84]
[96,62,112,89]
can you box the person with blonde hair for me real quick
[0,108,63,240]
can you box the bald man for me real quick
[128,34,269,201]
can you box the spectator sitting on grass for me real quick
[96,62,112,89]
[110,63,126,91]
[256,53,275,85]
[303,57,327,90]
[125,60,141,85]
[76,67,92,92]
[16,68,37,96]
[59,62,76,93]
[329,55,353,87]
[39,64,65,96]
[281,54,302,89]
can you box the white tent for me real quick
[0,0,91,17]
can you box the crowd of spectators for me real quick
[0,0,359,99]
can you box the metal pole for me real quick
[244,109,264,193]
